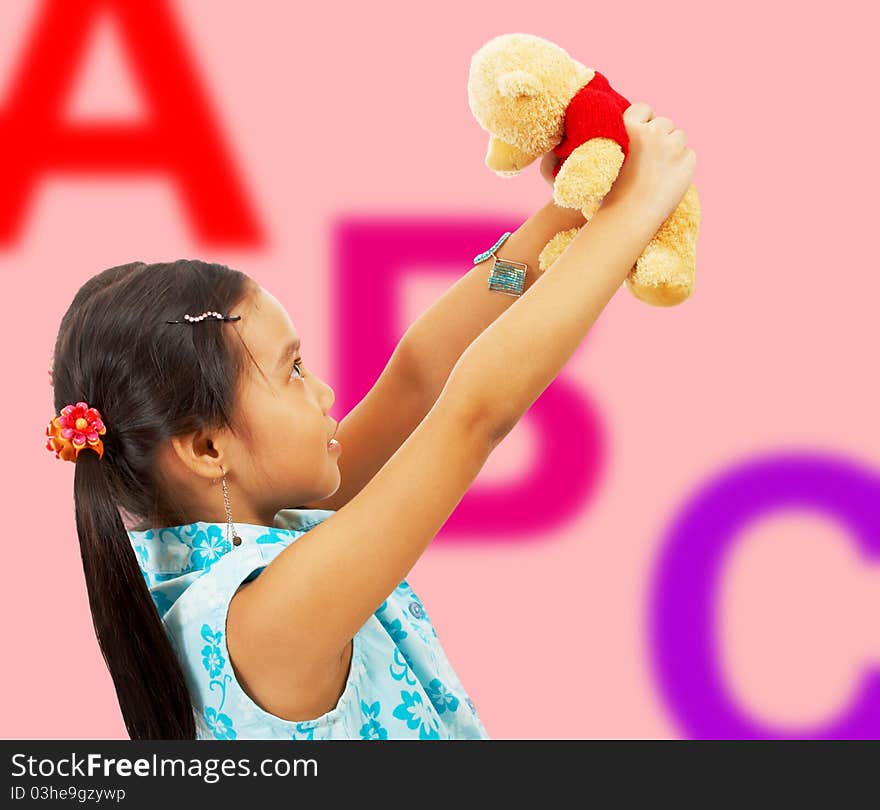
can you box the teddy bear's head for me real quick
[468,33,594,176]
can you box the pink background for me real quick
[2,0,879,739]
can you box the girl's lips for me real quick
[328,438,341,453]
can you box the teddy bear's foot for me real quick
[626,245,694,307]
[537,226,582,271]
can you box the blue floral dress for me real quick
[127,507,490,740]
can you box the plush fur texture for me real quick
[468,32,701,307]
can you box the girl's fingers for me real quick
[649,116,676,134]
[624,101,654,123]
[668,128,688,148]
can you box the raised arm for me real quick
[456,102,697,440]
[402,198,587,405]
[226,102,696,720]
[462,197,678,443]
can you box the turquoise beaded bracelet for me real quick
[473,231,528,297]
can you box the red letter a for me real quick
[0,0,265,247]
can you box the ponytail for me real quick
[52,258,253,739]
[73,451,196,739]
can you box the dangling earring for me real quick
[221,470,242,552]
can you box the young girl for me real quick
[46,101,695,740]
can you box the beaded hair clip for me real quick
[166,310,242,324]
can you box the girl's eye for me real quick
[290,358,305,381]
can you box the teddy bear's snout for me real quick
[485,134,536,174]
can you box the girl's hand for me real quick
[600,101,697,225]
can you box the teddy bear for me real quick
[467,32,701,307]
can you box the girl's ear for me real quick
[167,430,224,484]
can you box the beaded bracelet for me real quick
[473,231,529,297]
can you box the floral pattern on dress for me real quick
[358,700,389,740]
[190,526,227,568]
[392,690,441,740]
[127,512,491,740]
[291,721,320,741]
[389,647,418,686]
[199,622,237,740]
[426,678,460,715]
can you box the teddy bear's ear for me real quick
[497,69,543,99]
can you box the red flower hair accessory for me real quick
[45,401,107,462]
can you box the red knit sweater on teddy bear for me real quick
[551,70,632,178]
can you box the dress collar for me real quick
[127,507,336,575]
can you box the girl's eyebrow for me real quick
[275,337,301,371]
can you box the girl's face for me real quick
[165,284,340,527]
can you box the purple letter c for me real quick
[649,452,880,738]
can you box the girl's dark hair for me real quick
[51,259,260,740]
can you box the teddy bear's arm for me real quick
[552,89,629,218]
[556,88,629,163]
[553,138,625,219]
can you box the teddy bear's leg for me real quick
[625,184,701,307]
[537,226,582,271]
